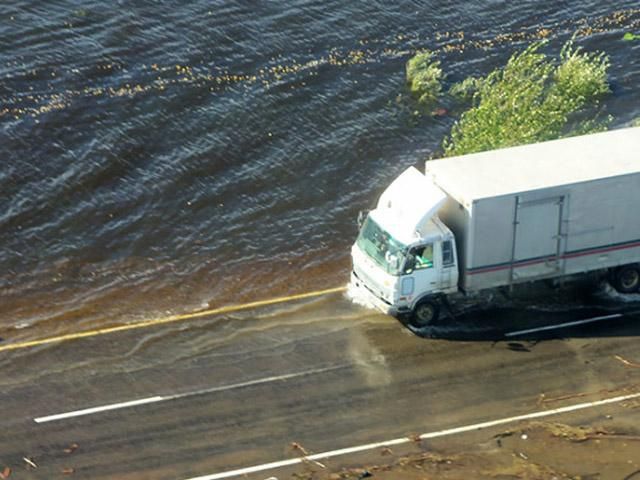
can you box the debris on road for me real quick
[301,452,460,480]
[531,422,613,442]
[289,419,640,479]
[536,387,626,407]
[61,467,75,475]
[489,455,565,479]
[290,442,309,456]
[537,391,588,405]
[63,442,79,454]
[493,430,514,448]
[290,442,326,469]
[379,447,393,456]
[22,457,37,469]
[615,355,640,368]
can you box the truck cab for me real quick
[352,128,640,326]
[350,167,459,324]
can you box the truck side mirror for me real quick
[403,255,416,274]
[357,210,368,229]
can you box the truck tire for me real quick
[411,299,440,328]
[613,265,640,293]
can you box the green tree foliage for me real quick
[448,76,483,101]
[406,50,442,105]
[442,40,610,156]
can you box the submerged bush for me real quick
[443,39,610,156]
[551,39,610,103]
[448,76,483,101]
[406,50,442,105]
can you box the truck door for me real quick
[406,243,439,296]
[511,196,565,281]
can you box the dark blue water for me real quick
[1,2,639,338]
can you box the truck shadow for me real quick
[407,303,640,343]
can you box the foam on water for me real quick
[593,281,640,303]
[345,279,380,312]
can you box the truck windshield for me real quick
[356,216,408,275]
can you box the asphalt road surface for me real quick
[1,290,639,479]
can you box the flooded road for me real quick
[1,291,639,478]
[2,2,640,341]
[2,2,640,477]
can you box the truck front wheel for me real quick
[411,299,440,328]
[613,265,640,293]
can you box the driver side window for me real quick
[412,243,434,270]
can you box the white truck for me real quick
[351,127,640,327]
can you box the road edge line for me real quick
[0,286,347,353]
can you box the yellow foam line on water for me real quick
[0,286,347,353]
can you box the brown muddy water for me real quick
[2,2,640,342]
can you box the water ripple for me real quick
[1,1,639,336]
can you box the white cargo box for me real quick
[427,127,640,291]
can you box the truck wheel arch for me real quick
[409,296,441,328]
[611,264,640,293]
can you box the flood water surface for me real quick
[2,2,640,339]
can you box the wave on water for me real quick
[345,279,380,312]
[2,1,640,337]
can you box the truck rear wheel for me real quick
[613,265,640,293]
[411,299,440,328]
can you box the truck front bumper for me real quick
[350,271,410,318]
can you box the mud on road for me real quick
[281,416,640,480]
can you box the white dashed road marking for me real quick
[34,364,348,423]
[505,313,623,337]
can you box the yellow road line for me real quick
[0,286,347,353]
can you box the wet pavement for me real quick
[1,291,639,479]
